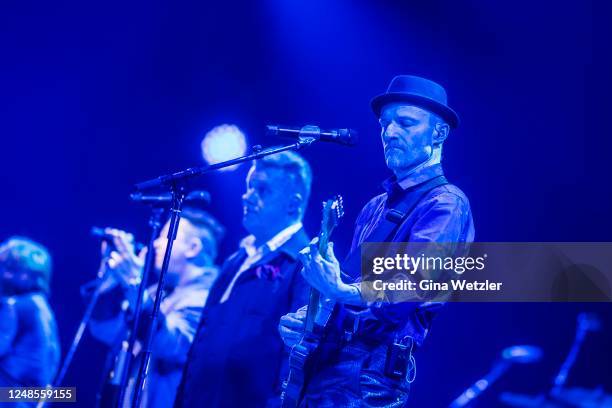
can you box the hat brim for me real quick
[370,92,460,128]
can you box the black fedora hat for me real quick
[371,75,459,128]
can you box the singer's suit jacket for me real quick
[175,228,309,408]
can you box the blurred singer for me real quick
[0,237,60,400]
[89,207,224,408]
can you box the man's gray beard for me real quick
[385,153,410,173]
[386,145,443,176]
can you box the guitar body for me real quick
[281,196,344,408]
[282,333,319,408]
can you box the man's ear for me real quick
[287,193,304,217]
[433,122,450,146]
[185,237,204,260]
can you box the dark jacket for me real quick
[176,228,309,408]
[0,293,60,389]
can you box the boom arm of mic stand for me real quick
[134,138,316,191]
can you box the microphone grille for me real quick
[266,125,280,136]
[339,128,358,146]
[185,190,211,206]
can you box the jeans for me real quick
[299,340,411,408]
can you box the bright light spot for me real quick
[201,124,248,171]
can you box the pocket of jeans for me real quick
[359,347,410,407]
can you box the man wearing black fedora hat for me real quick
[279,75,475,406]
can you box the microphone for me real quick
[129,190,211,206]
[501,345,543,364]
[578,312,601,332]
[90,227,145,252]
[450,344,542,408]
[266,125,358,146]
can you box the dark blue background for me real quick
[1,1,610,406]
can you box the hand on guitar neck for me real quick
[298,239,364,307]
[280,196,375,408]
[279,195,363,349]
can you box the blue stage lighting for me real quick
[201,124,248,170]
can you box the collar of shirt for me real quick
[239,221,304,258]
[218,222,303,304]
[382,163,445,200]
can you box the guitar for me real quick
[281,195,344,408]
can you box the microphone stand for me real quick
[449,345,542,408]
[550,313,598,396]
[449,360,512,408]
[115,206,164,407]
[130,138,316,408]
[37,250,114,408]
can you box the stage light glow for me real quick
[201,124,248,171]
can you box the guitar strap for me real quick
[341,175,449,282]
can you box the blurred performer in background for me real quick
[0,237,60,392]
[88,206,224,408]
[279,75,475,407]
[175,152,312,408]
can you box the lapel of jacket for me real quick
[206,248,248,306]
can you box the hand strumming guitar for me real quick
[278,305,307,348]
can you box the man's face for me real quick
[379,103,436,174]
[153,219,200,283]
[242,166,296,239]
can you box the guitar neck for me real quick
[304,231,330,333]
